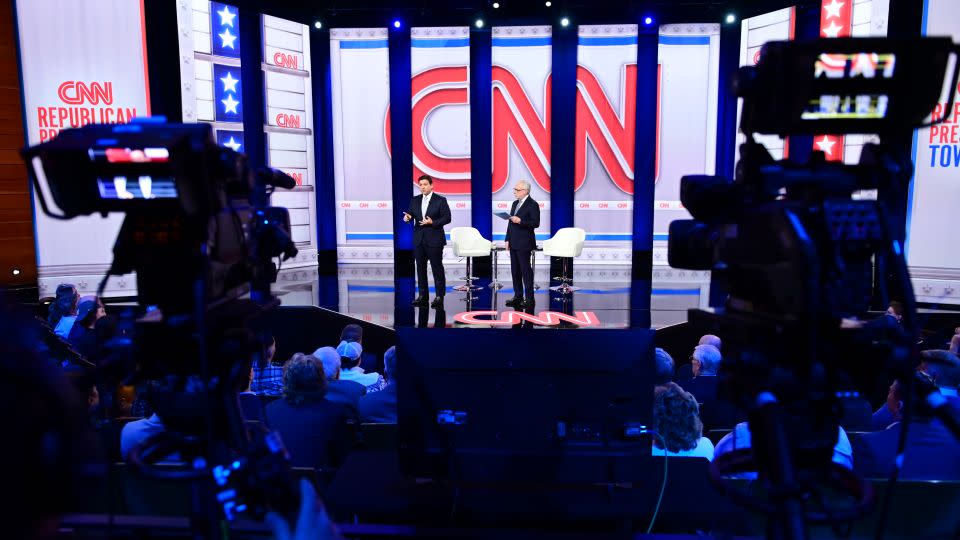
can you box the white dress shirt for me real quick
[421,193,432,218]
[513,196,528,215]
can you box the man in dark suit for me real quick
[505,180,540,308]
[314,346,365,416]
[853,375,960,480]
[404,175,451,309]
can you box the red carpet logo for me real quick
[454,310,600,327]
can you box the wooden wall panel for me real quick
[0,2,36,287]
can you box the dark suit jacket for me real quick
[359,383,397,423]
[407,193,451,247]
[238,392,266,423]
[681,376,743,432]
[359,351,380,374]
[505,197,540,251]
[265,398,355,469]
[325,379,366,415]
[853,419,960,480]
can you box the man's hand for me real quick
[509,216,521,224]
[421,216,433,226]
[403,212,412,223]
[505,241,510,250]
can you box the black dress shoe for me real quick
[524,297,536,307]
[431,297,445,309]
[412,296,429,307]
[505,296,523,307]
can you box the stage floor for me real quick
[272,263,711,329]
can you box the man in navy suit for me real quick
[404,175,452,309]
[505,180,540,308]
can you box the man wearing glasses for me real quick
[505,180,540,308]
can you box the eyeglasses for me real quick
[513,187,527,192]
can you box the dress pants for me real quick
[415,243,445,299]
[510,248,534,300]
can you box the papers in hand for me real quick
[494,211,511,220]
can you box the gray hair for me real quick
[654,347,675,384]
[692,344,721,376]
[312,346,341,380]
[516,180,531,192]
[698,334,721,350]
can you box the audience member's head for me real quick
[75,296,105,330]
[313,346,342,381]
[698,334,721,351]
[886,300,904,323]
[886,373,940,421]
[654,347,675,385]
[384,346,397,382]
[256,331,277,368]
[337,340,363,370]
[919,349,960,390]
[48,283,79,326]
[283,353,328,405]
[691,344,721,377]
[340,324,364,345]
[653,382,704,452]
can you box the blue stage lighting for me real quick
[644,16,653,26]
[393,19,401,29]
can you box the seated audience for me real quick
[337,340,386,393]
[654,347,675,385]
[651,383,714,460]
[313,347,365,413]
[698,334,722,351]
[265,353,355,469]
[360,346,398,423]
[682,344,742,431]
[715,421,853,471]
[691,344,720,377]
[240,362,266,424]
[871,350,960,430]
[120,413,167,461]
[340,323,380,373]
[250,332,284,396]
[885,300,904,324]
[50,284,80,338]
[67,297,105,360]
[853,374,960,480]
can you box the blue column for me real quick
[388,28,414,272]
[239,9,265,171]
[311,29,338,272]
[470,27,493,276]
[549,24,577,236]
[630,30,658,319]
[715,22,740,181]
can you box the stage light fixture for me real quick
[476,19,484,28]
[644,16,653,25]
[560,17,569,27]
[393,19,402,28]
[725,13,736,24]
[314,21,322,29]
[493,2,500,8]
[545,1,552,6]
[11,269,20,276]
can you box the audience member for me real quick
[120,412,167,461]
[50,284,80,338]
[698,334,722,351]
[885,300,903,324]
[853,374,960,480]
[714,421,853,472]
[360,346,398,423]
[337,340,386,393]
[653,347,675,385]
[240,362,266,424]
[251,332,284,396]
[313,347,365,414]
[341,323,379,373]
[918,349,960,397]
[691,344,720,377]
[265,353,355,469]
[651,383,714,460]
[67,297,105,360]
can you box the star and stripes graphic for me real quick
[814,0,852,161]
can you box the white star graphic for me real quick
[815,136,836,156]
[823,0,844,20]
[221,94,240,114]
[217,5,236,27]
[822,20,843,38]
[220,72,239,93]
[222,136,242,152]
[219,28,237,49]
